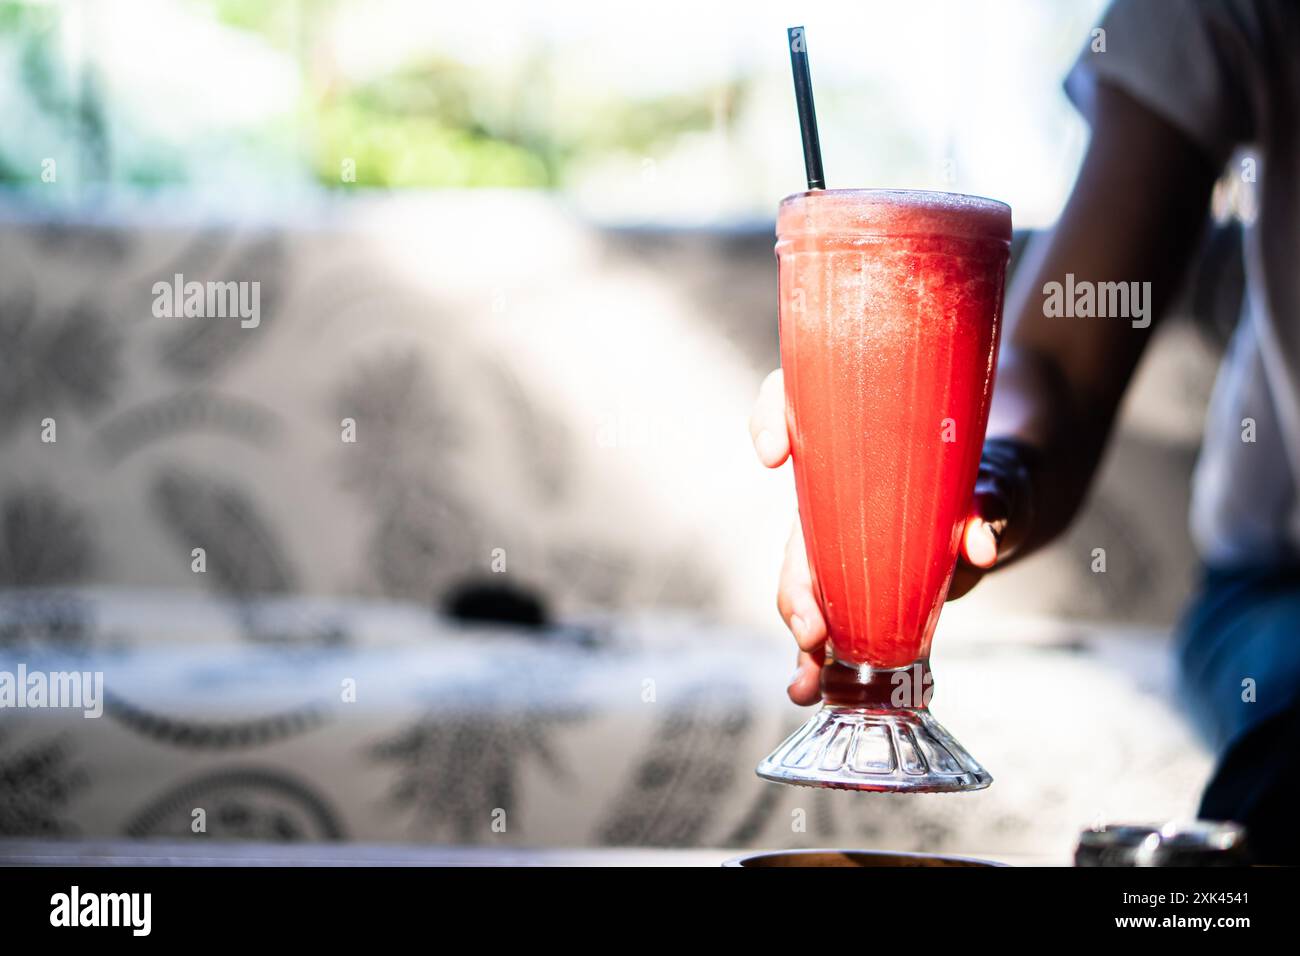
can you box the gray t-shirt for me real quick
[1066,0,1300,567]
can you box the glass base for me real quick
[755,659,992,792]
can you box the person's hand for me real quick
[748,368,1034,705]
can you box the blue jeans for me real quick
[1176,563,1300,863]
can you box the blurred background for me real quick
[2,0,1102,222]
[0,0,1245,860]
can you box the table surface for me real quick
[0,839,1058,867]
[0,839,737,867]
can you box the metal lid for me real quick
[1075,824,1161,867]
[1147,821,1249,866]
[1075,821,1250,867]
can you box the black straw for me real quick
[787,26,825,190]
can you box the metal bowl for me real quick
[723,848,1006,867]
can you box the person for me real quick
[748,0,1300,863]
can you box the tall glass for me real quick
[756,189,1011,792]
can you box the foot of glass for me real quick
[755,659,992,792]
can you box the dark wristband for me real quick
[973,437,1041,559]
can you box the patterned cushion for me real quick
[0,589,1208,856]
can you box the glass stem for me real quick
[819,656,933,710]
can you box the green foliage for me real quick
[0,0,735,194]
[313,101,552,188]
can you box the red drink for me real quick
[778,189,1010,669]
[758,189,1010,792]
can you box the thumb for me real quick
[962,516,1001,569]
[959,437,1039,570]
[948,492,1010,601]
[960,487,1010,569]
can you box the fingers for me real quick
[776,521,826,653]
[749,369,790,468]
[755,376,822,707]
[787,646,825,706]
[949,466,1019,601]
[775,520,826,705]
[962,479,1011,563]
[961,516,1000,569]
[949,506,1002,602]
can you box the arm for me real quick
[979,80,1218,567]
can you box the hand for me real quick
[748,368,1034,705]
